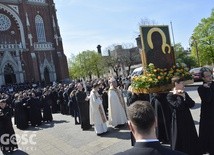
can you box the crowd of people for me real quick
[0,77,129,154]
[0,67,214,155]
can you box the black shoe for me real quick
[115,124,126,128]
[97,133,102,136]
[75,122,80,125]
[97,131,108,136]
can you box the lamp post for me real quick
[114,58,121,78]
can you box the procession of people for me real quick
[0,77,129,154]
[0,70,213,155]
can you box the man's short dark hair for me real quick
[200,67,212,78]
[171,76,184,86]
[127,101,155,134]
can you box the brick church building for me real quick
[0,0,69,86]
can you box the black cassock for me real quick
[58,89,67,115]
[14,99,29,130]
[27,97,42,126]
[41,94,53,122]
[75,90,91,130]
[167,92,202,155]
[68,94,80,124]
[198,82,214,154]
[51,90,59,113]
[151,93,172,144]
[0,106,18,153]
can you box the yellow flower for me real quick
[149,78,153,81]
[131,63,192,89]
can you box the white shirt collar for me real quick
[136,139,159,142]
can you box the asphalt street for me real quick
[0,82,202,155]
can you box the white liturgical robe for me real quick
[108,87,127,127]
[89,89,107,134]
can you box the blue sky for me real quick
[55,0,213,58]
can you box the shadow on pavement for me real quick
[52,120,69,124]
[99,126,131,140]
[22,120,69,131]
[11,149,29,155]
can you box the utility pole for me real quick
[170,21,175,46]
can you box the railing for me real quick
[0,44,22,50]
[34,42,54,51]
[28,0,46,3]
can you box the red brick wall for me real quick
[0,1,69,83]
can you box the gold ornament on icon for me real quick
[147,27,171,54]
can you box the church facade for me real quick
[0,0,69,86]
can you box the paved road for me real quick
[0,84,202,155]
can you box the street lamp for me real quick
[114,58,121,78]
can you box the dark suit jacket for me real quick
[115,141,187,155]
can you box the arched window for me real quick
[4,63,14,75]
[44,67,50,83]
[35,15,46,42]
[4,63,16,84]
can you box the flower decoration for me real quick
[131,63,193,90]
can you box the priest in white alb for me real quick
[108,78,127,127]
[89,82,108,135]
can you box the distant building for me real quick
[109,45,142,76]
[0,0,69,86]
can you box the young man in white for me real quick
[89,83,108,135]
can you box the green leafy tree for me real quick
[68,50,106,79]
[87,51,106,78]
[174,43,197,69]
[68,55,83,79]
[191,9,214,66]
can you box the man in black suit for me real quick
[115,101,187,155]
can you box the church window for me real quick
[4,63,14,75]
[35,15,46,42]
[0,14,11,31]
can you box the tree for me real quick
[103,44,142,77]
[68,55,83,79]
[138,17,158,26]
[191,9,214,66]
[87,51,106,78]
[68,50,107,79]
[102,56,119,77]
[174,43,197,69]
[119,47,141,75]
